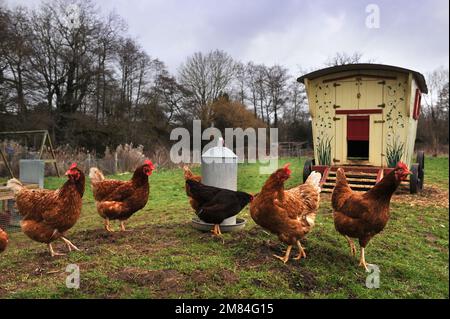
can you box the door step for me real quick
[318,166,384,193]
[317,166,411,193]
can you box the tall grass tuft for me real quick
[317,136,332,166]
[386,139,404,167]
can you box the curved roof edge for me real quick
[297,63,428,93]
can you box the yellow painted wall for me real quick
[304,69,419,167]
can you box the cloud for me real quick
[5,0,449,76]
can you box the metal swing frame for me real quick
[0,130,60,178]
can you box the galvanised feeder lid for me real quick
[202,137,237,159]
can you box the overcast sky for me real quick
[6,0,449,76]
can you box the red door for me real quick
[347,115,369,141]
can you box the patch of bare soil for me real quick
[115,268,185,296]
[190,269,239,286]
[71,224,182,254]
[320,184,448,208]
[287,268,318,293]
[393,184,449,208]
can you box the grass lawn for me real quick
[0,157,448,298]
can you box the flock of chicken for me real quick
[0,160,411,271]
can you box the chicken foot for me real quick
[273,245,292,264]
[345,236,357,257]
[210,224,224,243]
[120,221,128,232]
[104,219,114,232]
[210,224,222,236]
[48,243,65,257]
[293,241,307,260]
[359,247,369,271]
[61,237,80,252]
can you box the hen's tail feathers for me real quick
[183,166,192,180]
[183,165,201,182]
[305,171,322,193]
[89,167,105,183]
[336,168,349,187]
[6,178,23,195]
[305,212,317,227]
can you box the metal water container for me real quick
[19,159,45,188]
[201,137,238,225]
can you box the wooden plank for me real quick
[326,176,378,183]
[0,183,39,201]
[323,74,397,83]
[0,194,13,201]
[0,147,14,178]
[323,182,372,189]
[46,132,60,177]
[38,131,47,159]
[336,109,382,115]
[0,130,48,135]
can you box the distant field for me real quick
[0,156,448,298]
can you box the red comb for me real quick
[283,163,292,175]
[396,161,408,169]
[69,163,77,169]
[144,159,154,168]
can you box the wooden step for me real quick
[326,176,378,183]
[322,182,372,190]
[327,171,378,178]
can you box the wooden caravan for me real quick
[298,64,428,193]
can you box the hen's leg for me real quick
[210,224,219,236]
[48,243,65,257]
[293,240,307,260]
[358,247,369,271]
[104,218,113,232]
[345,236,357,257]
[61,237,79,252]
[120,221,126,232]
[210,224,224,243]
[273,245,292,264]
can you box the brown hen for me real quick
[7,163,85,257]
[332,162,411,270]
[183,165,202,212]
[250,164,322,263]
[0,227,8,253]
[90,160,154,232]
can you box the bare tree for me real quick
[233,61,247,105]
[93,12,125,123]
[0,7,33,115]
[178,49,235,125]
[422,67,449,154]
[285,80,308,123]
[265,65,289,127]
[325,51,374,66]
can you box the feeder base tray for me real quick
[191,217,246,232]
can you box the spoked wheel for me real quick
[303,159,313,183]
[410,164,420,194]
[416,151,425,190]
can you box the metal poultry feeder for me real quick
[191,137,246,232]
